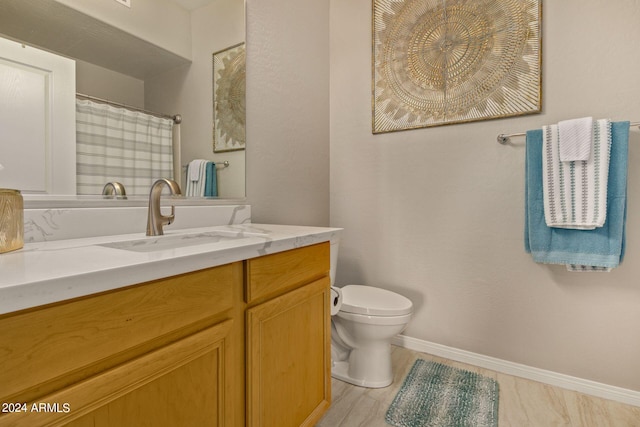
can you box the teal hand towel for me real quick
[204,162,218,197]
[525,121,629,268]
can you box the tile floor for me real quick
[316,346,640,427]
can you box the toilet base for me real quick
[331,361,392,388]
[331,356,393,389]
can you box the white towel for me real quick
[558,117,593,161]
[189,159,203,181]
[542,119,611,229]
[186,159,208,197]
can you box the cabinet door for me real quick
[0,36,76,194]
[246,277,331,427]
[1,320,233,427]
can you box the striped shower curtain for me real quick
[75,99,174,196]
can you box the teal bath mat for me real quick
[385,359,499,427]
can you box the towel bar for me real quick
[182,160,230,169]
[497,121,640,144]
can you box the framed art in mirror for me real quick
[213,43,246,152]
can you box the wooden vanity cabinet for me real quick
[245,242,332,427]
[0,262,245,427]
[0,241,332,427]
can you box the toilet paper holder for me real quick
[330,287,342,316]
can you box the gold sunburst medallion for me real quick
[213,43,246,152]
[373,0,541,133]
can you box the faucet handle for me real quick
[164,205,176,225]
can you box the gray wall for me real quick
[245,0,330,226]
[76,60,144,108]
[331,0,640,392]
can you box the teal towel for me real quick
[204,162,218,197]
[525,121,629,268]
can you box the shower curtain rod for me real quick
[497,121,640,144]
[76,93,182,124]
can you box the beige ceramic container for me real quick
[0,189,24,253]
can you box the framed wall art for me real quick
[372,0,541,133]
[213,42,246,152]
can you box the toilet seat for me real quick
[339,285,413,316]
[336,310,412,326]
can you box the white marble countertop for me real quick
[0,223,341,315]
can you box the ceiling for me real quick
[0,0,191,79]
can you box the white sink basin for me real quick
[99,230,266,253]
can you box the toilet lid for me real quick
[339,285,413,316]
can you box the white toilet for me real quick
[329,242,413,388]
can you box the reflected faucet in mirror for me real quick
[146,179,182,237]
[102,182,127,199]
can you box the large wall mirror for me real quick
[0,0,245,203]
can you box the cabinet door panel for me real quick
[247,277,331,427]
[70,351,220,427]
[0,320,232,427]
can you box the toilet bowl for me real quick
[331,285,413,388]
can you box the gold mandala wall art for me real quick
[373,0,541,133]
[213,43,246,152]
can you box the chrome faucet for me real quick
[102,182,127,198]
[146,179,182,236]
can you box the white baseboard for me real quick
[392,334,640,408]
